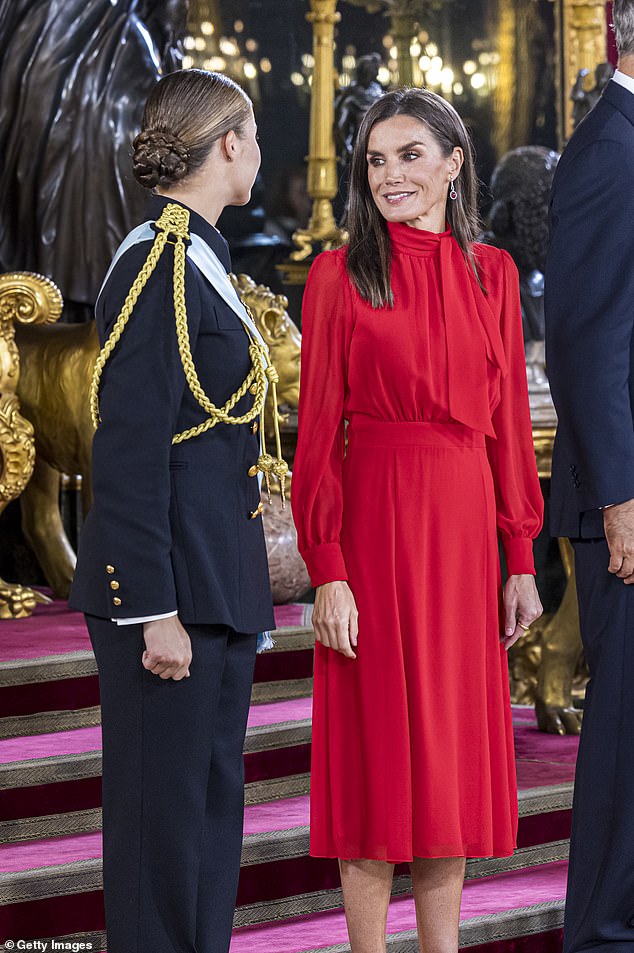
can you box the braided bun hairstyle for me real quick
[133,70,252,190]
[133,131,190,189]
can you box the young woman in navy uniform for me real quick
[70,70,281,953]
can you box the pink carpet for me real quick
[514,720,578,787]
[0,726,102,764]
[230,861,568,952]
[0,697,313,764]
[0,831,102,873]
[0,600,312,663]
[247,696,312,728]
[244,796,310,836]
[0,703,577,794]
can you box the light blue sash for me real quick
[97,221,269,355]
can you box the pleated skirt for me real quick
[309,417,517,863]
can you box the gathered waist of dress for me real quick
[346,415,486,450]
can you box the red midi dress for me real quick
[292,221,544,863]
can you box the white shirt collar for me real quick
[613,69,634,96]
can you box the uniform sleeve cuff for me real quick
[503,536,536,576]
[114,611,178,626]
[301,542,348,588]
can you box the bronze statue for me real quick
[0,0,187,316]
[484,146,560,393]
[571,63,614,130]
[335,54,385,166]
[484,146,587,735]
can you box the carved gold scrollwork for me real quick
[231,273,301,437]
[0,271,62,618]
[0,394,35,502]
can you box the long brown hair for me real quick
[133,70,252,190]
[345,88,481,308]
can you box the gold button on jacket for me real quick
[113,597,122,607]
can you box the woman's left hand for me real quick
[501,574,543,651]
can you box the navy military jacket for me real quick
[545,80,634,539]
[70,196,275,633]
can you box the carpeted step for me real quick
[0,602,315,737]
[0,695,314,843]
[0,711,576,943]
[0,701,577,846]
[0,725,103,844]
[0,826,568,950]
[0,778,573,940]
[244,696,312,804]
[236,753,574,929]
[232,860,568,952]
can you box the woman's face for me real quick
[232,108,261,205]
[366,115,463,232]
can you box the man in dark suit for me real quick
[545,3,634,950]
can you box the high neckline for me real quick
[147,194,232,272]
[387,220,452,257]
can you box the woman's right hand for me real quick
[313,581,359,659]
[142,616,192,680]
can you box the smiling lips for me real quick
[382,191,415,205]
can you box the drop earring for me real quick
[449,178,458,201]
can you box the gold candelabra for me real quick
[290,0,348,263]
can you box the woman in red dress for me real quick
[292,89,544,951]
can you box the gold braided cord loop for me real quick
[89,203,288,501]
[171,237,269,442]
[89,226,173,428]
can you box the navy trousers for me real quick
[87,616,257,953]
[565,539,634,953]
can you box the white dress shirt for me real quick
[612,69,634,96]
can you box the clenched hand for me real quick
[143,616,192,680]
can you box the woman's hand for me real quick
[501,574,543,651]
[142,616,192,680]
[313,581,359,659]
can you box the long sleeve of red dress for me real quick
[483,249,544,576]
[292,252,353,586]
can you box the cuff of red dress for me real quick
[503,536,536,576]
[301,542,348,588]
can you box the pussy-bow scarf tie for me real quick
[438,234,508,439]
[387,222,508,439]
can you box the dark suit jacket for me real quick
[545,79,634,539]
[69,196,275,633]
